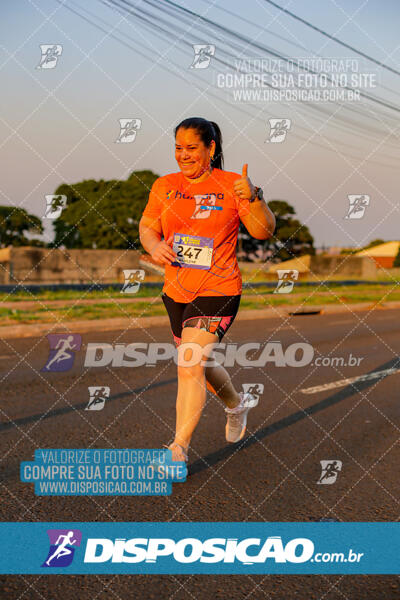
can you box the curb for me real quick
[1,301,399,340]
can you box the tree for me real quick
[238,199,314,262]
[51,170,158,249]
[362,238,385,250]
[393,245,400,268]
[0,206,43,248]
[340,247,358,255]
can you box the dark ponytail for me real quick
[174,117,224,170]
[209,121,223,170]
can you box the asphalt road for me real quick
[1,307,399,599]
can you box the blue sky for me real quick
[1,0,399,247]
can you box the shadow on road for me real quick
[2,358,399,481]
[0,378,177,432]
[189,357,400,476]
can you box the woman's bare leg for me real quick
[173,327,219,449]
[205,363,240,409]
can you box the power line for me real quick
[58,0,399,169]
[183,0,313,55]
[263,0,400,77]
[113,0,400,149]
[153,0,400,114]
[195,0,400,100]
[75,0,400,157]
[141,0,400,140]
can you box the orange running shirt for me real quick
[141,168,251,303]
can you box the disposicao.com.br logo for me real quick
[42,529,82,567]
[83,536,363,565]
[0,523,383,574]
[84,341,314,368]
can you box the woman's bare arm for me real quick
[139,218,176,265]
[233,164,276,240]
[240,199,276,240]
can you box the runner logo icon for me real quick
[345,195,370,219]
[42,334,82,372]
[190,44,215,69]
[273,270,299,294]
[191,194,223,219]
[242,383,264,402]
[86,386,110,411]
[37,44,63,69]
[116,118,141,143]
[317,460,342,485]
[121,269,145,293]
[266,118,291,143]
[44,194,67,219]
[42,529,82,568]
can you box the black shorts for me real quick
[162,293,241,346]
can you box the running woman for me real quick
[139,118,275,463]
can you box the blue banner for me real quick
[20,449,187,496]
[0,522,398,574]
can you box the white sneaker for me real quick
[225,392,259,443]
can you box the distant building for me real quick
[356,241,400,268]
[315,246,356,255]
[0,246,143,285]
[267,253,377,279]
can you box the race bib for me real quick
[172,233,213,270]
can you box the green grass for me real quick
[1,285,400,325]
[1,280,399,304]
[0,285,162,302]
[0,300,167,325]
[244,283,399,295]
[240,288,400,310]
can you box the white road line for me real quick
[300,367,400,394]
